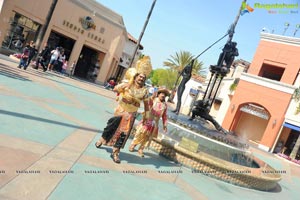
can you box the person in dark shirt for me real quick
[26,41,38,67]
[18,43,30,70]
[34,43,50,72]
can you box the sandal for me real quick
[129,144,136,152]
[95,137,106,148]
[138,149,144,157]
[111,150,121,164]
[95,142,102,148]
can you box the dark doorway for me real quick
[74,45,98,79]
[47,31,75,60]
[115,65,125,83]
[284,130,300,155]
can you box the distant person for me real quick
[95,60,100,70]
[104,79,116,90]
[18,43,30,70]
[61,60,68,76]
[92,66,99,78]
[148,84,155,96]
[48,47,60,71]
[26,41,38,67]
[56,48,65,72]
[35,43,50,72]
[14,34,25,51]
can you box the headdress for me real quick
[135,56,152,77]
[123,68,137,83]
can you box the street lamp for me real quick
[282,22,290,35]
[293,24,300,37]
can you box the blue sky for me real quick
[97,0,300,72]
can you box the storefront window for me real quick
[1,12,40,52]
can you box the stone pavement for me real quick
[0,55,300,200]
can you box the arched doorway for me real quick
[234,103,270,143]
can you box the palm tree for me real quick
[163,51,205,76]
[293,87,300,114]
[163,51,205,101]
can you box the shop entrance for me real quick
[74,45,99,80]
[284,130,300,157]
[47,31,75,60]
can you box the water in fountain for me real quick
[156,111,259,168]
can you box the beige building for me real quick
[0,0,128,83]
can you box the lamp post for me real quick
[293,24,300,37]
[35,0,58,51]
[282,22,290,35]
[128,0,157,68]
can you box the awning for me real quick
[283,122,300,131]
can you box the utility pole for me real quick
[128,0,157,68]
[35,0,58,51]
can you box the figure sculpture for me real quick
[189,100,227,134]
[217,41,239,73]
[172,60,193,115]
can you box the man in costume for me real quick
[129,88,169,157]
[95,56,152,163]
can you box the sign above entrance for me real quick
[79,16,96,30]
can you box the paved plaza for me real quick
[0,55,300,200]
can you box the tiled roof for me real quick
[192,74,206,83]
[127,33,144,50]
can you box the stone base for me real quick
[150,138,281,191]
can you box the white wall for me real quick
[119,39,142,69]
[173,78,203,115]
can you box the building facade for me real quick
[116,33,143,82]
[222,33,300,157]
[0,0,127,83]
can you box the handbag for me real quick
[21,54,29,59]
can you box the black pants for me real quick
[35,57,47,71]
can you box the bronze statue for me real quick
[172,60,194,115]
[189,100,226,134]
[217,41,239,70]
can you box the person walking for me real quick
[48,47,60,71]
[129,88,169,157]
[26,41,38,68]
[56,48,65,72]
[95,56,152,163]
[35,43,50,72]
[17,43,30,70]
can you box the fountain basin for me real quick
[134,111,281,190]
[150,137,281,191]
[139,112,282,191]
